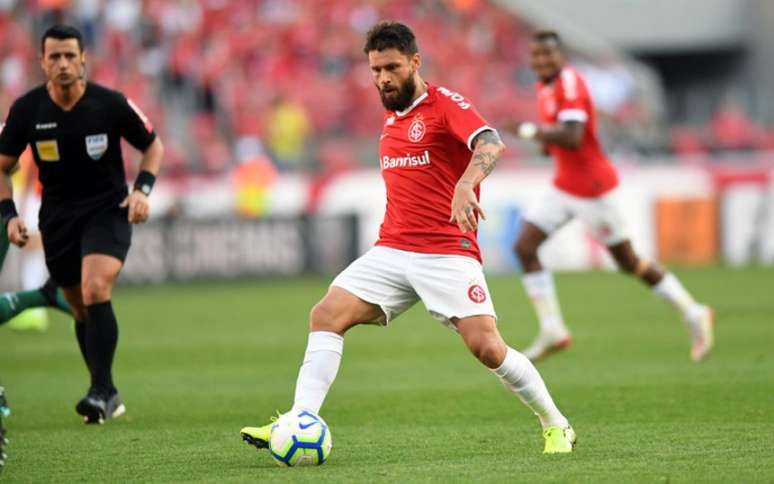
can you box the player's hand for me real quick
[120,190,150,224]
[7,217,28,247]
[449,181,485,233]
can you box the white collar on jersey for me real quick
[395,91,429,117]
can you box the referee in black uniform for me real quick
[0,25,163,423]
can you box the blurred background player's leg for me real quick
[0,190,71,331]
[607,240,714,361]
[515,222,572,361]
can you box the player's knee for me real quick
[81,276,112,304]
[309,300,347,334]
[465,334,507,369]
[515,238,538,265]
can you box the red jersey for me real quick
[375,84,492,262]
[537,66,618,197]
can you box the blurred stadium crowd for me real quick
[1,0,772,182]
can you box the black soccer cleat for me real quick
[0,386,9,470]
[75,389,126,424]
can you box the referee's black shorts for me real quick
[39,204,132,288]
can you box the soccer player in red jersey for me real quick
[241,22,576,454]
[506,31,714,362]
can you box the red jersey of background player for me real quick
[537,66,618,197]
[376,84,493,262]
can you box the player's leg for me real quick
[607,240,714,361]
[293,287,384,413]
[73,206,132,423]
[75,253,125,423]
[515,189,574,361]
[583,189,714,361]
[455,315,575,453]
[410,254,574,453]
[242,288,386,450]
[2,241,71,330]
[241,247,418,449]
[59,285,90,372]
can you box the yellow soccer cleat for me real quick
[543,426,576,454]
[7,308,49,333]
[240,423,273,450]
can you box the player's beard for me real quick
[379,73,417,112]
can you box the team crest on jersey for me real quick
[408,114,426,143]
[85,134,108,160]
[468,284,487,304]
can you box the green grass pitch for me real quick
[1,266,772,483]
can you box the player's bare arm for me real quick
[450,129,505,233]
[120,137,163,224]
[504,120,584,150]
[0,153,27,247]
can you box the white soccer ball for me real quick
[269,409,332,466]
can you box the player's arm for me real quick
[504,120,584,149]
[450,129,505,233]
[0,153,27,247]
[120,137,163,224]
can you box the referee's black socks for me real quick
[74,320,91,372]
[85,301,119,395]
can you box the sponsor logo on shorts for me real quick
[468,284,487,303]
[408,114,426,142]
[381,150,431,170]
[85,134,109,160]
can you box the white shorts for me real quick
[525,186,628,245]
[331,246,496,330]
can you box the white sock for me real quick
[652,273,702,326]
[491,347,569,429]
[522,271,567,336]
[291,331,344,414]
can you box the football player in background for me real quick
[506,31,714,362]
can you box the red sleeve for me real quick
[437,87,492,151]
[556,69,590,124]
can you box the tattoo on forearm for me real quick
[472,151,497,175]
[471,130,502,176]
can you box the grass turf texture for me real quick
[0,266,772,483]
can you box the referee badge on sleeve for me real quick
[85,134,108,160]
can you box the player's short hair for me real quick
[41,25,84,53]
[532,30,562,46]
[363,21,418,56]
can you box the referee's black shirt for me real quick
[0,82,156,209]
